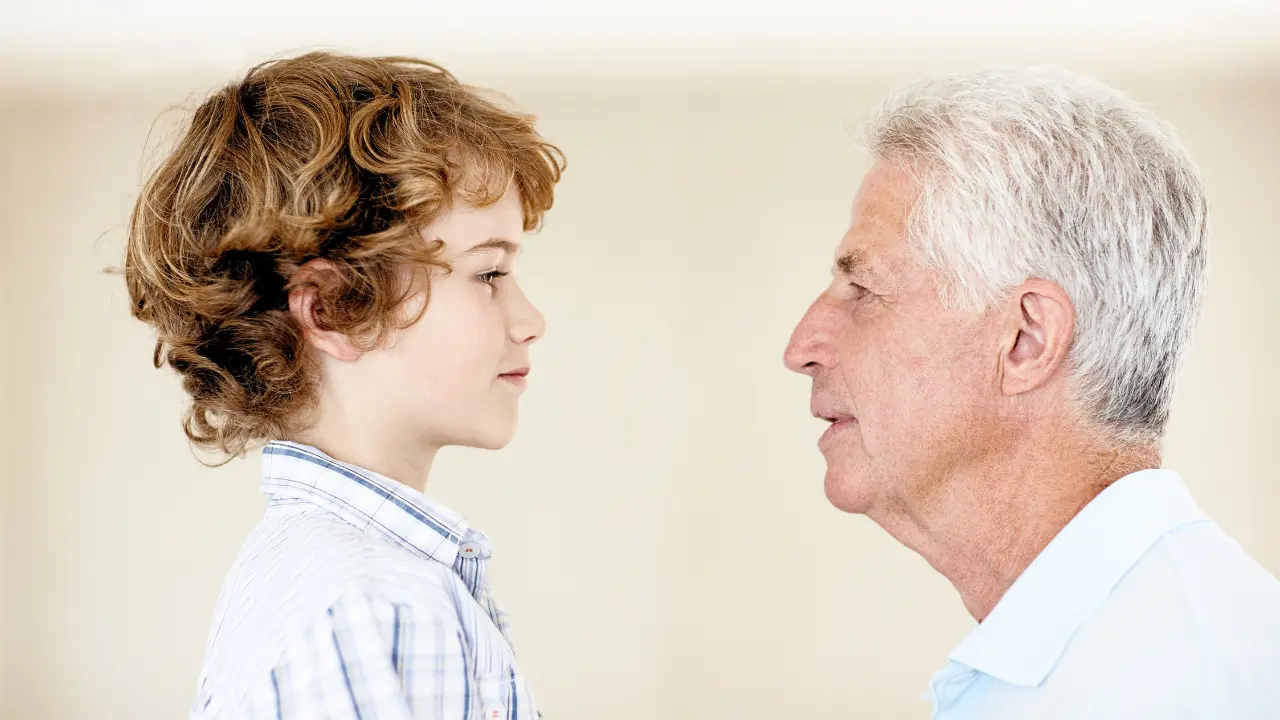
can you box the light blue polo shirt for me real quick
[927,470,1280,719]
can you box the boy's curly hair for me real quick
[124,52,565,460]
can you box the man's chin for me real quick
[824,466,875,514]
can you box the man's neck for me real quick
[870,437,1160,621]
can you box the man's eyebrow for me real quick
[458,238,519,257]
[834,249,868,277]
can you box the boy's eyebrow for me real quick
[458,238,519,257]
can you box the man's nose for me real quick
[784,296,838,377]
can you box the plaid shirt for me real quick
[191,441,536,719]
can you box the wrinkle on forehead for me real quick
[839,160,924,284]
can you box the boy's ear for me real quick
[288,259,363,362]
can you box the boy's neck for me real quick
[293,418,437,493]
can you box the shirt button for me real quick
[460,542,482,556]
[484,705,505,718]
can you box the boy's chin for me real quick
[453,421,518,452]
[467,435,513,451]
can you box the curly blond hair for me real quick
[124,52,565,460]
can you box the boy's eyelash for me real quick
[478,270,510,286]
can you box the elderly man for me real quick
[784,68,1280,718]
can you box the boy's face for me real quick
[358,186,545,452]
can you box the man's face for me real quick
[784,159,1003,515]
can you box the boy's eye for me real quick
[478,270,510,287]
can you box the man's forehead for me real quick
[834,164,917,276]
[833,223,890,272]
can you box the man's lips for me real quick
[811,406,854,424]
[818,416,856,446]
[812,404,856,447]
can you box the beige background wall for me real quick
[1,64,1278,718]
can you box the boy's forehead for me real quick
[426,198,525,256]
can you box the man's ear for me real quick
[288,259,363,363]
[998,278,1076,397]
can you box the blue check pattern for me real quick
[191,441,534,719]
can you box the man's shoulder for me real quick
[1007,525,1280,718]
[1056,520,1280,689]
[1114,519,1280,628]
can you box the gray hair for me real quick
[862,68,1208,443]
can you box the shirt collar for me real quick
[948,469,1208,688]
[259,440,481,569]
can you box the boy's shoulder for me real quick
[196,504,470,708]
